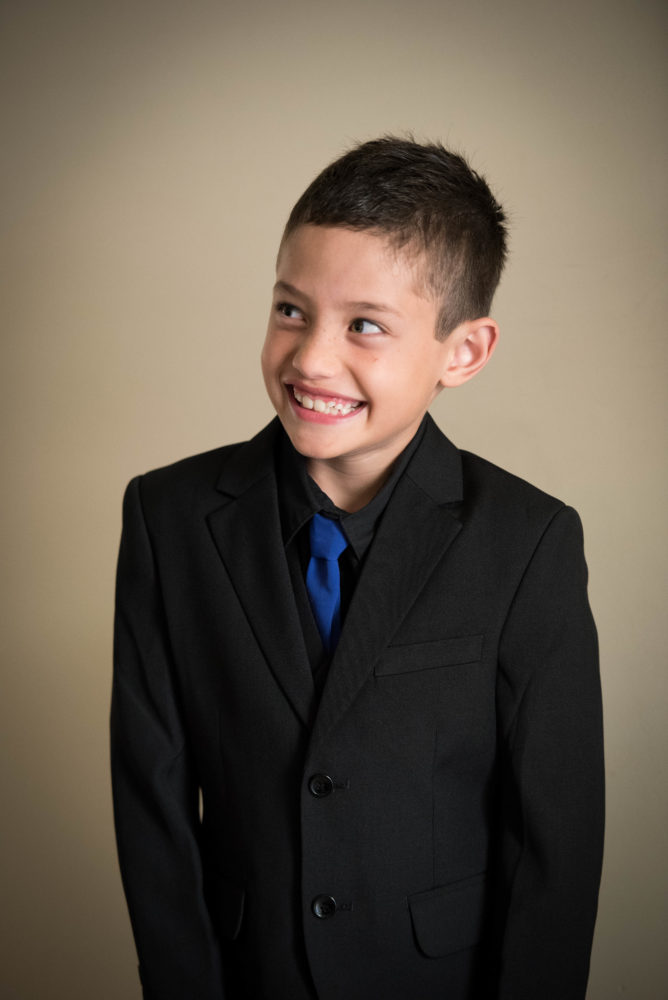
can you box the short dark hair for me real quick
[282,136,508,339]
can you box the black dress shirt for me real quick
[276,419,427,691]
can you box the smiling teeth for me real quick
[293,388,361,415]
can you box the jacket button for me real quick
[308,773,334,797]
[312,895,337,919]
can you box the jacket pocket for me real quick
[408,872,488,958]
[375,634,483,676]
[205,873,245,941]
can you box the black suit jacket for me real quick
[111,415,604,1000]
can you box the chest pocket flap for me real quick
[375,633,483,677]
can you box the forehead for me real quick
[276,224,428,300]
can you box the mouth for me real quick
[289,384,365,418]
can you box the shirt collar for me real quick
[277,417,428,560]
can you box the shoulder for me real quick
[456,449,586,561]
[140,440,244,490]
[460,449,564,515]
[417,414,566,520]
[123,419,280,516]
[411,416,578,545]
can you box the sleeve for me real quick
[494,506,604,1000]
[110,476,225,1000]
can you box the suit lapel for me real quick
[207,420,315,729]
[310,417,464,748]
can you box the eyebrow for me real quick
[272,280,400,316]
[273,281,306,299]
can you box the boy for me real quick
[111,137,604,1000]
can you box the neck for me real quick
[307,457,394,512]
[303,419,426,512]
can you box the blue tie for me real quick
[306,513,348,654]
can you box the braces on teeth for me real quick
[293,388,361,416]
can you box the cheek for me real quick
[260,346,281,395]
[260,341,271,377]
[261,328,284,370]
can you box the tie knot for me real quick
[309,513,348,561]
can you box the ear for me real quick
[437,318,499,388]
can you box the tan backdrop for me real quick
[2,1,666,996]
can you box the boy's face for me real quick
[261,224,454,480]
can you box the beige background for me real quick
[2,0,666,997]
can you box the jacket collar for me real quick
[207,414,464,737]
[214,418,282,497]
[213,413,462,507]
[208,418,316,728]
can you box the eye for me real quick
[350,318,383,335]
[276,301,304,320]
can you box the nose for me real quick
[292,324,340,380]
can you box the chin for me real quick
[282,424,344,461]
